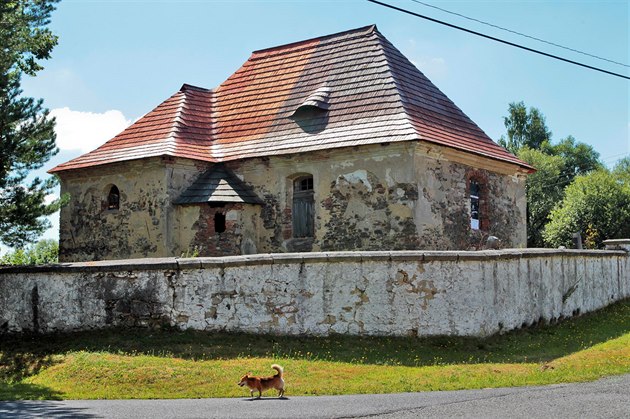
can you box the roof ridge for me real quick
[172,87,215,141]
[170,92,188,138]
[372,31,528,168]
[180,83,212,93]
[381,43,475,129]
[371,30,421,141]
[250,24,377,57]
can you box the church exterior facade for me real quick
[50,26,532,262]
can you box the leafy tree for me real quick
[499,102,552,154]
[545,135,603,184]
[543,169,630,248]
[499,102,603,247]
[0,0,62,247]
[515,140,602,247]
[517,148,564,247]
[612,156,630,182]
[0,238,58,265]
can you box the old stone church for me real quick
[49,25,533,262]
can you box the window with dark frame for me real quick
[470,180,480,230]
[107,185,120,210]
[292,175,314,238]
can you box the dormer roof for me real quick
[173,164,263,205]
[292,85,332,115]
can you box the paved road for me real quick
[1,374,628,418]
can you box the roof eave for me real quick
[47,152,217,175]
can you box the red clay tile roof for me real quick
[50,84,214,172]
[50,25,532,173]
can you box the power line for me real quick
[410,0,629,69]
[535,178,575,192]
[366,0,630,80]
[602,151,630,163]
[521,153,630,191]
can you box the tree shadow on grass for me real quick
[1,299,628,388]
[0,380,64,402]
[0,351,57,384]
[0,350,65,401]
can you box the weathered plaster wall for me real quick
[58,142,527,262]
[233,142,527,253]
[162,157,210,256]
[1,250,628,336]
[413,144,528,249]
[57,155,262,261]
[58,158,174,262]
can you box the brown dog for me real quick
[238,364,285,399]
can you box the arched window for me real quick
[107,185,120,210]
[293,175,314,238]
[470,180,480,230]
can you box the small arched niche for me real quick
[106,184,120,210]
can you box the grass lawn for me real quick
[1,299,629,400]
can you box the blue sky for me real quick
[7,0,630,252]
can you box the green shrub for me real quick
[0,239,59,265]
[543,170,630,248]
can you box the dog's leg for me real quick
[250,389,254,399]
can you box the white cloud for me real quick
[50,107,131,153]
[403,38,448,81]
[411,57,448,81]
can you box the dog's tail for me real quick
[271,364,283,378]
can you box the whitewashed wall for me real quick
[1,249,628,336]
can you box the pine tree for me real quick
[0,0,62,247]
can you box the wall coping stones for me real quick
[299,253,330,263]
[221,254,275,267]
[603,239,630,251]
[356,251,393,262]
[0,249,626,275]
[388,251,425,261]
[421,251,460,261]
[271,253,305,264]
[0,257,179,273]
[327,251,372,262]
[176,258,203,270]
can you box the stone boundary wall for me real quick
[1,249,628,337]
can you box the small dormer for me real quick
[291,85,331,117]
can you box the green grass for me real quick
[1,299,629,400]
